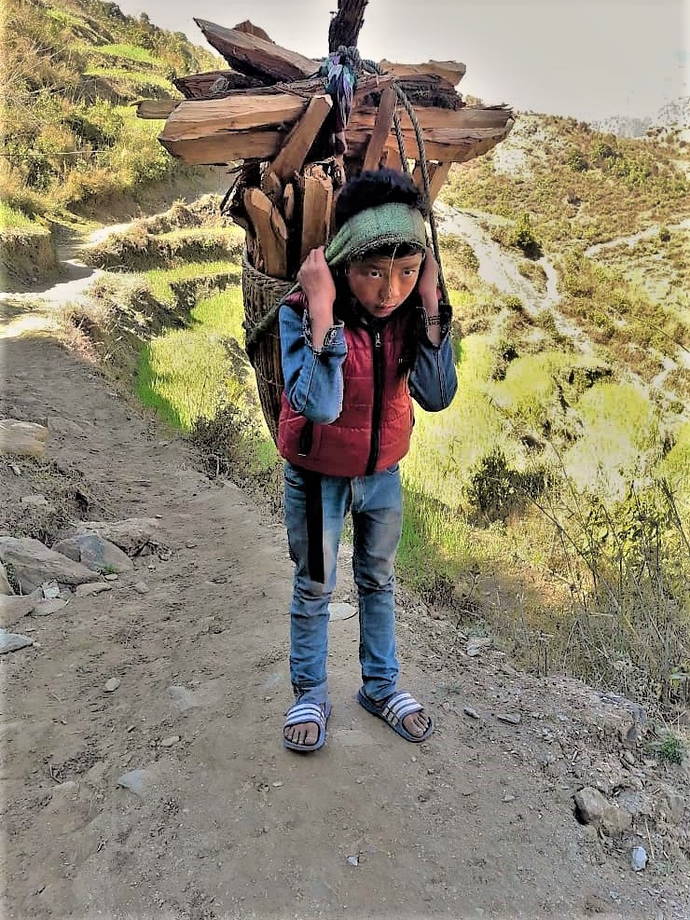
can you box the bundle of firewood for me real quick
[135,1,514,440]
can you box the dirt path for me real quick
[2,249,689,920]
[434,203,595,356]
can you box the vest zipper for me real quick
[365,327,384,475]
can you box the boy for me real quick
[278,169,457,752]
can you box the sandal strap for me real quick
[284,701,326,728]
[381,691,422,726]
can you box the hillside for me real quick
[0,0,222,286]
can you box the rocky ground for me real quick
[1,286,689,919]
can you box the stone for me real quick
[74,518,163,556]
[0,537,94,593]
[574,786,632,836]
[0,590,42,628]
[133,582,150,595]
[463,706,480,719]
[466,637,492,657]
[75,583,111,597]
[0,630,34,654]
[115,761,172,798]
[116,769,148,797]
[32,598,68,617]
[46,417,86,438]
[167,682,222,712]
[0,563,13,596]
[52,533,133,575]
[630,846,647,871]
[160,735,180,747]
[104,678,120,692]
[329,602,357,622]
[496,712,521,725]
[664,791,685,823]
[20,494,51,508]
[42,581,61,599]
[103,574,118,581]
[0,419,48,458]
[574,786,608,824]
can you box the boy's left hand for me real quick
[418,246,439,305]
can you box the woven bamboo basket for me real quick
[241,252,295,444]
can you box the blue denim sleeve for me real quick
[279,304,347,424]
[409,303,458,412]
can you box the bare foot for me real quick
[283,721,319,746]
[402,709,431,737]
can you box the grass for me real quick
[83,67,175,92]
[88,43,163,67]
[3,0,216,223]
[143,261,239,305]
[0,202,40,230]
[653,731,687,765]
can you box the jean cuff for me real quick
[292,680,329,706]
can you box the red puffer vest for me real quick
[278,293,414,477]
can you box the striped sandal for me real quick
[283,699,332,753]
[357,688,433,743]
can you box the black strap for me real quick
[302,469,324,584]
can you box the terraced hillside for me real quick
[0,0,220,286]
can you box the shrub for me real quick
[566,149,589,172]
[513,213,539,253]
[467,448,547,523]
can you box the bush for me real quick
[566,149,589,172]
[467,447,547,522]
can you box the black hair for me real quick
[334,167,428,229]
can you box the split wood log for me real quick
[134,99,179,120]
[173,70,266,99]
[233,20,273,42]
[328,0,369,52]
[389,76,462,110]
[300,166,333,263]
[362,86,397,172]
[427,162,452,202]
[353,103,512,134]
[243,188,288,278]
[261,168,283,203]
[382,145,404,173]
[155,87,512,165]
[194,18,318,83]
[380,59,466,86]
[348,126,513,166]
[266,95,333,182]
[158,93,309,163]
[283,183,295,222]
[411,161,451,202]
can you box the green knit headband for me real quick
[325,201,427,268]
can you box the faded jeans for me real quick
[283,460,403,707]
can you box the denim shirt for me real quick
[279,299,458,425]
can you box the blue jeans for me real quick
[283,460,403,707]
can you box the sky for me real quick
[115,0,689,122]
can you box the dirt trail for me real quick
[2,247,689,920]
[434,203,595,356]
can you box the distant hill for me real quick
[441,110,690,250]
[1,0,221,225]
[591,96,690,139]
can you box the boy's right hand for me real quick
[297,247,336,326]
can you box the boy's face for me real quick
[346,252,424,319]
